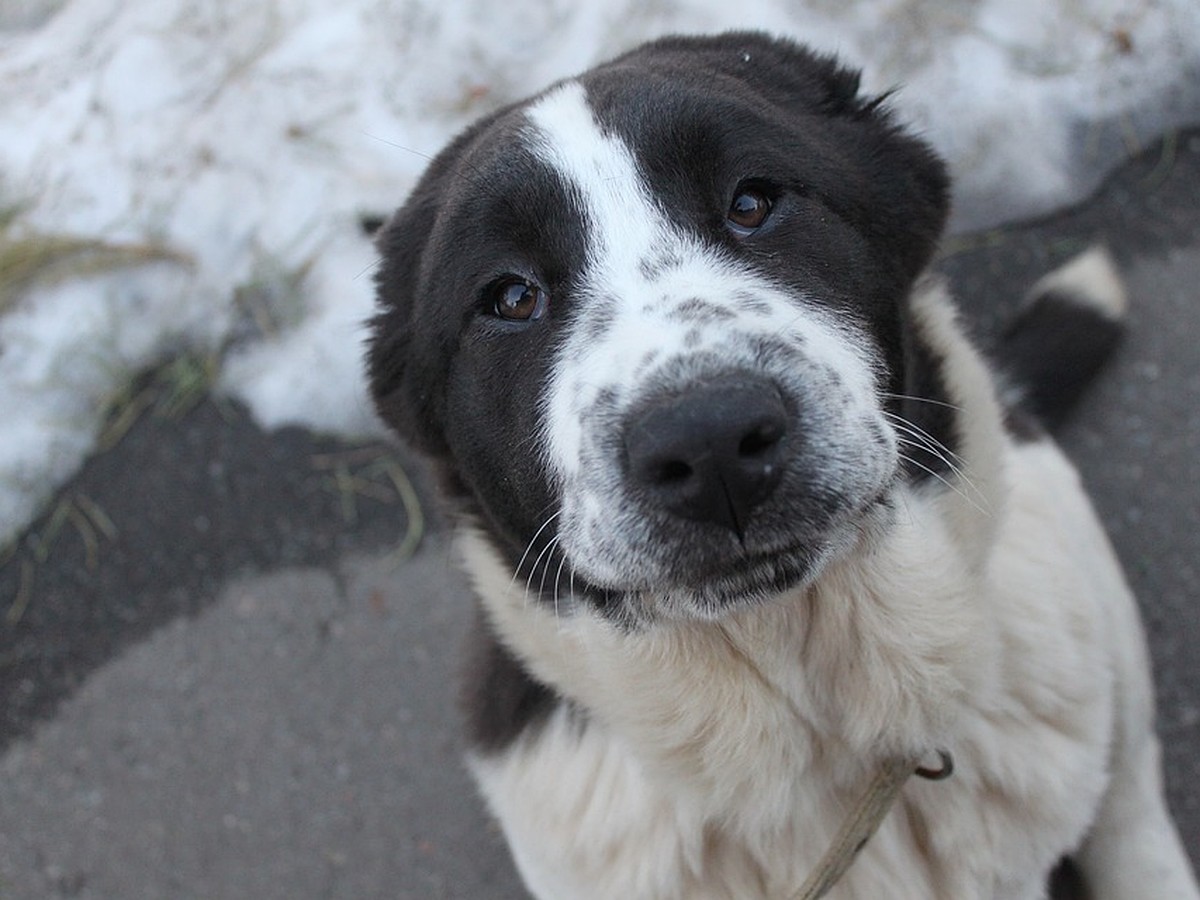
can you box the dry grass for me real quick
[6,492,117,626]
[95,352,223,451]
[0,204,427,631]
[0,214,192,317]
[231,251,315,343]
[311,447,426,559]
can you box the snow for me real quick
[1,0,1198,544]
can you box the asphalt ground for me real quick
[0,126,1197,898]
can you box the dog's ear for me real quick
[367,123,492,455]
[842,98,950,288]
[367,183,442,453]
[732,33,950,285]
[750,33,951,285]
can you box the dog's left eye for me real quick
[490,278,549,322]
[726,187,773,235]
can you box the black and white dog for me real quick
[368,33,1199,900]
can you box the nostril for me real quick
[738,421,784,459]
[654,459,694,485]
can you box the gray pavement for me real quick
[0,546,522,899]
[1,127,1198,898]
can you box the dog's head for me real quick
[369,33,950,621]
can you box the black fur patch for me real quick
[460,609,563,753]
[1047,857,1090,900]
[892,322,960,483]
[1002,289,1124,430]
[368,110,591,558]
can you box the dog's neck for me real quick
[459,278,1009,825]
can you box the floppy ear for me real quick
[367,187,442,453]
[750,33,951,285]
[729,32,950,285]
[838,97,950,288]
[367,120,496,455]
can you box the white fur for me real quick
[1025,244,1128,319]
[460,271,1200,898]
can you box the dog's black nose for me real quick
[624,377,788,537]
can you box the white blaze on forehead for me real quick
[523,80,693,479]
[523,81,675,289]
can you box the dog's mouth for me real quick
[562,534,833,622]
[558,486,892,620]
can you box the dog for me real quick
[367,32,1199,900]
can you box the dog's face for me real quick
[369,33,950,621]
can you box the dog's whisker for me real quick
[882,391,964,413]
[898,451,991,517]
[894,435,971,488]
[884,399,993,503]
[527,532,561,601]
[885,414,990,509]
[893,434,987,508]
[887,419,968,473]
[537,536,557,599]
[889,423,980,493]
[552,551,571,620]
[509,511,562,596]
[883,410,968,466]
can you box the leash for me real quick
[789,750,954,900]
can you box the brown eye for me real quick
[492,278,548,322]
[727,187,772,234]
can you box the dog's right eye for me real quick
[489,278,548,322]
[726,185,774,236]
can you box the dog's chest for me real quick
[470,673,1108,900]
[472,657,1110,900]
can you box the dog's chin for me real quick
[661,543,830,619]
